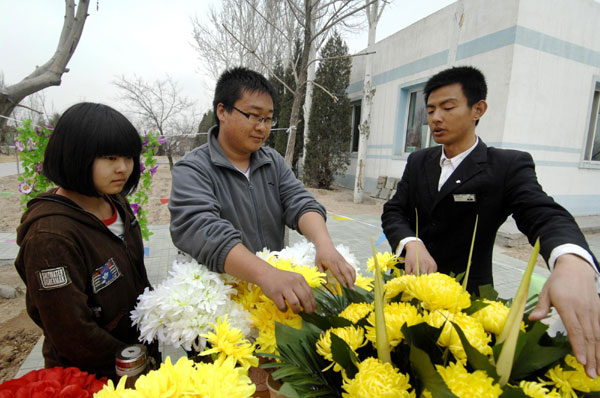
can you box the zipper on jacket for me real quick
[247,182,266,248]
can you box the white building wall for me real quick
[343,0,600,215]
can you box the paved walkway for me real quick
[12,213,600,377]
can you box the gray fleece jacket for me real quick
[168,126,326,272]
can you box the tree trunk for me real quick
[284,0,313,167]
[353,4,378,204]
[167,149,174,170]
[0,0,90,133]
[299,18,318,174]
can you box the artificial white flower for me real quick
[260,239,359,271]
[131,259,254,351]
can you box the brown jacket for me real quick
[15,192,153,379]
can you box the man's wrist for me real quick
[396,237,422,255]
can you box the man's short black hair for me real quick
[212,67,277,126]
[43,102,142,197]
[424,66,487,107]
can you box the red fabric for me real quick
[0,367,107,398]
[102,196,117,226]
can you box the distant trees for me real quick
[114,75,197,169]
[191,0,367,168]
[303,32,352,189]
[198,110,215,132]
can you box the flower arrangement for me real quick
[130,258,253,352]
[14,121,163,240]
[131,240,360,358]
[0,366,107,397]
[265,241,600,398]
[95,318,258,398]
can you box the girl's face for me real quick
[92,155,134,195]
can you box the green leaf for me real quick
[402,323,444,364]
[478,284,499,301]
[371,237,391,363]
[330,333,359,379]
[279,383,301,398]
[496,239,540,385]
[341,285,373,304]
[462,215,478,291]
[499,385,528,398]
[451,321,499,380]
[271,321,340,396]
[509,321,570,380]
[463,299,491,316]
[409,345,458,398]
[299,312,351,331]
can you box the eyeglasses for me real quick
[232,106,277,127]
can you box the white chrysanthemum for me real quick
[335,244,360,270]
[271,239,316,266]
[262,239,359,272]
[131,259,253,351]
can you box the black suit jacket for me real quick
[382,140,597,292]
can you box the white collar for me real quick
[439,136,479,167]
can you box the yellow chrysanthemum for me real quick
[436,361,502,398]
[342,357,415,398]
[189,356,256,398]
[365,302,423,348]
[133,356,192,397]
[233,283,265,311]
[338,302,373,323]
[425,309,492,361]
[367,252,401,273]
[406,273,471,311]
[384,275,417,302]
[249,300,302,354]
[545,354,600,397]
[95,376,141,398]
[471,299,510,335]
[267,257,326,288]
[201,316,258,370]
[354,273,374,291]
[518,380,561,398]
[316,326,368,372]
[470,299,527,335]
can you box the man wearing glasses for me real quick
[169,67,355,314]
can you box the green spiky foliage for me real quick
[303,32,352,189]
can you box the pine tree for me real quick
[198,110,215,133]
[303,32,352,189]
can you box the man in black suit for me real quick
[382,66,600,378]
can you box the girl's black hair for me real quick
[43,102,142,197]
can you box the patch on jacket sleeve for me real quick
[37,266,71,290]
[91,258,122,294]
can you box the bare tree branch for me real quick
[0,0,90,133]
[221,23,297,95]
[114,75,198,169]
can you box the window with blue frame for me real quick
[585,83,600,162]
[404,87,431,153]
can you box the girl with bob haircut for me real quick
[15,102,158,380]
